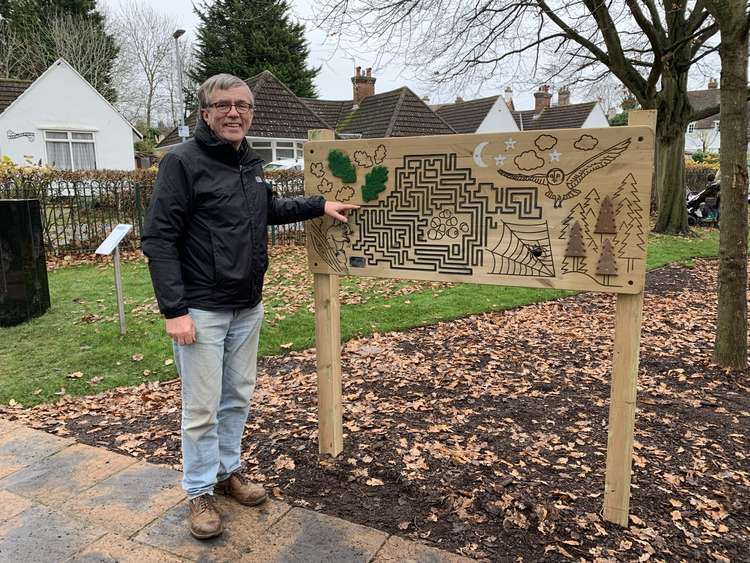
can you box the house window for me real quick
[249,140,273,163]
[275,141,295,160]
[687,122,695,134]
[45,131,96,170]
[249,139,305,162]
[713,120,720,132]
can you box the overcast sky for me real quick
[97,0,718,111]
[97,0,554,109]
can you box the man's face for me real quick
[201,85,254,149]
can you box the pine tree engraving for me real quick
[562,221,587,273]
[596,238,618,285]
[594,195,617,243]
[560,188,600,252]
[612,174,646,270]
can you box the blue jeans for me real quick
[173,304,264,498]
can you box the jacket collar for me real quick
[194,118,262,168]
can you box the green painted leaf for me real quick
[327,150,357,183]
[362,166,388,202]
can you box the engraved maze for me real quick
[347,154,555,277]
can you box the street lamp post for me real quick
[173,29,186,142]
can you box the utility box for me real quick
[0,199,50,326]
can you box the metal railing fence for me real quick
[0,168,306,256]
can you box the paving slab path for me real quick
[0,420,472,563]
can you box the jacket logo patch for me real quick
[255,176,263,183]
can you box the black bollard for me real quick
[0,199,51,326]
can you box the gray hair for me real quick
[197,73,252,109]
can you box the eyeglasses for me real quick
[207,101,255,114]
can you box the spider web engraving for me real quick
[487,221,555,277]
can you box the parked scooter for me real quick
[686,181,720,227]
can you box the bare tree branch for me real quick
[624,0,662,56]
[690,103,721,122]
[111,1,177,129]
[689,44,720,67]
[312,0,720,233]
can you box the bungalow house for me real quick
[686,79,721,154]
[435,85,609,134]
[157,67,455,157]
[158,70,329,161]
[685,78,750,155]
[301,67,454,139]
[0,59,140,170]
[431,89,518,134]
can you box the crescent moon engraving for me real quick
[473,141,489,168]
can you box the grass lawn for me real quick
[1,228,722,407]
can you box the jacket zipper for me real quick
[238,163,258,281]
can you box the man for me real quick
[142,73,356,539]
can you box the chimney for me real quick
[558,85,570,106]
[707,77,718,89]
[421,95,430,103]
[534,85,552,114]
[455,96,464,103]
[351,65,376,105]
[504,86,514,110]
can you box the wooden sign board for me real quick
[305,127,654,294]
[306,114,657,527]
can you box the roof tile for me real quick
[687,88,750,137]
[687,89,722,130]
[435,96,499,133]
[299,98,352,129]
[336,87,454,138]
[512,102,598,131]
[0,78,33,113]
[158,72,455,148]
[158,70,329,148]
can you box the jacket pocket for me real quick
[182,227,217,289]
[208,230,221,285]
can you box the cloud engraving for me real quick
[574,134,599,151]
[514,150,545,171]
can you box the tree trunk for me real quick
[146,89,153,130]
[653,71,691,235]
[707,5,749,369]
[653,125,689,234]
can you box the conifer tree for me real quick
[192,0,319,97]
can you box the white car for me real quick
[263,159,304,172]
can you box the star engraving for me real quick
[494,153,507,166]
[549,149,561,162]
[504,138,517,151]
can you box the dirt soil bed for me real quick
[3,259,749,562]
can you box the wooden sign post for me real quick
[309,129,344,457]
[603,110,656,525]
[305,117,657,524]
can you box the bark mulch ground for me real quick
[3,258,748,562]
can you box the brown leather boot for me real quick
[215,473,267,506]
[188,494,223,539]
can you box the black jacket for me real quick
[142,120,325,318]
